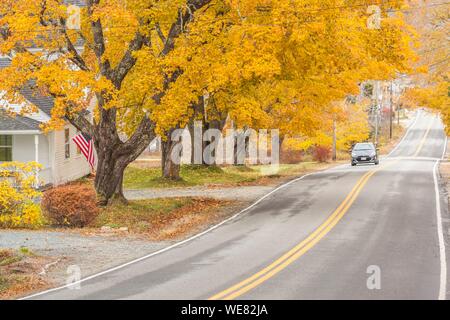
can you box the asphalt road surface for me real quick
[27,111,449,300]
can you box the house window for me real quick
[76,130,81,155]
[64,128,70,159]
[0,135,12,161]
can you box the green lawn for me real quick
[124,162,328,189]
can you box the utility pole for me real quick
[332,115,337,161]
[397,86,405,126]
[375,108,379,146]
[373,81,380,147]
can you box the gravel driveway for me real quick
[0,230,171,286]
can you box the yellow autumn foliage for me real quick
[402,0,449,134]
[284,98,370,151]
[0,162,43,229]
[404,84,450,135]
[0,0,418,141]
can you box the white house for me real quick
[0,56,91,186]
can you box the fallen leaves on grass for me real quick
[92,198,236,241]
[0,248,53,299]
[442,161,450,181]
[378,124,406,155]
[152,198,231,241]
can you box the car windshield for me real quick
[353,143,374,151]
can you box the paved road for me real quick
[27,111,449,300]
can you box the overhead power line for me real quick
[1,1,449,35]
[427,56,450,68]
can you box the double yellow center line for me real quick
[209,162,395,300]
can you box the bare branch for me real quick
[86,0,112,77]
[160,0,213,57]
[110,32,146,89]
[120,115,156,157]
[59,18,90,72]
[39,0,49,26]
[66,111,95,138]
[36,1,90,71]
[155,23,166,44]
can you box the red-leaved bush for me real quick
[312,145,331,162]
[280,149,303,164]
[42,184,99,227]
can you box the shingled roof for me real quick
[0,57,52,129]
[20,81,54,118]
[64,0,86,7]
[0,1,87,131]
[0,56,12,69]
[0,110,41,132]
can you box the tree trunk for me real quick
[79,106,156,206]
[161,135,181,180]
[279,135,285,153]
[202,119,226,166]
[187,95,227,166]
[332,117,337,161]
[188,121,196,165]
[94,156,127,206]
[202,121,213,166]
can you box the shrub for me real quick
[312,145,331,163]
[280,149,303,164]
[42,184,99,227]
[0,162,43,229]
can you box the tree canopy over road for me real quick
[0,0,435,204]
[403,0,449,135]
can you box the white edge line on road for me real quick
[434,161,447,300]
[434,134,448,300]
[386,110,420,158]
[21,168,324,300]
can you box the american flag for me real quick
[73,133,95,169]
